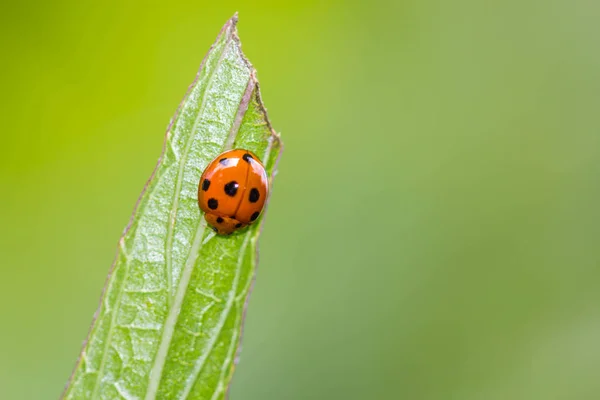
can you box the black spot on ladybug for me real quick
[201,179,211,191]
[208,198,218,210]
[249,188,260,203]
[250,211,260,221]
[212,226,218,233]
[216,217,224,224]
[243,153,253,163]
[224,181,239,196]
[219,158,229,165]
[235,222,242,228]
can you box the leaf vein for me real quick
[90,257,131,400]
[144,220,208,400]
[164,38,233,306]
[178,234,251,399]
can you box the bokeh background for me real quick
[2,0,600,399]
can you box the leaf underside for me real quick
[63,15,282,400]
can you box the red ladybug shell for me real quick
[198,149,268,235]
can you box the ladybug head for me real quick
[204,213,246,235]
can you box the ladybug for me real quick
[198,149,268,235]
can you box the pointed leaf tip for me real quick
[62,15,281,400]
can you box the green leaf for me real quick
[62,14,282,400]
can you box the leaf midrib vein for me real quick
[145,33,243,400]
[164,37,232,307]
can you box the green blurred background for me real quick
[2,0,600,399]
